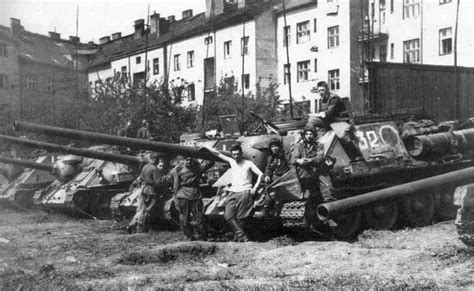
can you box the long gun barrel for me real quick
[0,134,141,166]
[316,167,474,220]
[0,156,54,173]
[13,121,227,162]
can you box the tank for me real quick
[0,155,56,208]
[0,134,142,218]
[453,183,474,247]
[12,114,474,238]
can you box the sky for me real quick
[0,0,206,43]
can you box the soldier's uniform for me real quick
[172,159,214,240]
[128,162,167,233]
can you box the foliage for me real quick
[200,77,282,133]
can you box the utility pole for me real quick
[282,0,294,119]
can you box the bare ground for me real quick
[0,207,473,290]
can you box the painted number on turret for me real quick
[354,123,401,152]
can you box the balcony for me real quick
[358,23,388,42]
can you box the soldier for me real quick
[307,81,363,161]
[126,153,168,233]
[172,157,214,240]
[206,144,263,242]
[137,119,152,140]
[291,127,338,227]
[257,138,290,217]
[117,120,134,138]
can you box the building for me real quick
[87,0,473,116]
[0,18,97,127]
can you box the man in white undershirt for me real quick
[206,144,263,242]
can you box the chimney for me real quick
[134,19,145,39]
[205,0,224,18]
[10,18,24,35]
[69,36,80,43]
[182,9,193,20]
[167,15,176,23]
[99,36,110,44]
[150,12,161,36]
[48,31,61,40]
[111,32,122,40]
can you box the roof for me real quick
[0,24,98,68]
[274,1,319,15]
[88,3,272,69]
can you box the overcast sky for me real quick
[0,0,206,43]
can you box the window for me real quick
[380,45,387,62]
[390,0,394,12]
[188,83,195,101]
[439,27,452,55]
[403,0,420,19]
[283,25,291,47]
[390,43,394,59]
[153,58,159,75]
[121,66,128,83]
[328,69,340,91]
[313,18,317,33]
[297,21,310,44]
[224,41,232,59]
[314,58,318,72]
[0,44,6,57]
[241,36,249,56]
[174,54,180,71]
[242,74,250,89]
[327,25,340,48]
[187,51,194,68]
[297,60,310,82]
[26,76,37,90]
[403,38,420,63]
[380,0,386,24]
[204,36,213,45]
[439,0,452,4]
[0,74,6,88]
[283,64,290,85]
[136,56,141,64]
[45,79,53,92]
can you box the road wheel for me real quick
[363,201,399,230]
[331,210,362,240]
[400,192,435,227]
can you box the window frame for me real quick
[403,38,420,63]
[136,56,141,64]
[283,64,290,85]
[283,25,291,47]
[439,0,452,4]
[327,25,340,49]
[153,58,159,75]
[0,74,7,89]
[439,27,453,55]
[26,75,37,90]
[174,54,181,71]
[296,20,310,44]
[187,51,195,68]
[204,36,213,45]
[241,36,249,56]
[403,0,420,19]
[328,69,340,91]
[297,60,310,83]
[224,40,232,59]
[242,74,250,89]
[0,43,7,57]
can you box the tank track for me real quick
[279,201,308,228]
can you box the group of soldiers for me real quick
[124,80,361,242]
[117,119,153,140]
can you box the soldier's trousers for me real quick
[176,198,206,240]
[129,193,157,232]
[300,174,336,203]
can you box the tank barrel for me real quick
[13,121,226,162]
[0,156,54,173]
[317,167,474,220]
[0,134,141,166]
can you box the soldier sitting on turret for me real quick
[307,81,363,161]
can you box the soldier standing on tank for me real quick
[257,138,290,218]
[206,144,263,242]
[172,157,214,240]
[137,119,152,140]
[291,127,338,227]
[126,153,168,233]
[307,81,363,161]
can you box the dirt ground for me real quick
[0,207,472,290]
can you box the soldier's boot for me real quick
[228,218,249,242]
[181,222,194,240]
